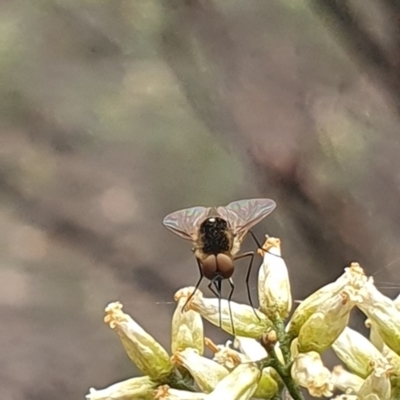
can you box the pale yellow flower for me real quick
[291,351,333,397]
[171,347,229,393]
[233,336,268,362]
[205,338,243,370]
[104,302,172,379]
[331,365,364,394]
[252,367,280,399]
[204,363,261,400]
[171,287,204,355]
[357,366,391,400]
[154,385,206,400]
[86,376,155,400]
[357,280,400,355]
[297,290,354,353]
[258,236,292,319]
[287,263,366,339]
[186,289,272,338]
[332,327,390,378]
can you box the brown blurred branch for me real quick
[308,0,400,114]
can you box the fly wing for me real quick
[163,206,209,240]
[218,198,276,235]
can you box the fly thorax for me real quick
[199,217,232,255]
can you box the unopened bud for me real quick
[172,287,204,355]
[357,280,400,355]
[297,291,354,353]
[332,327,390,378]
[287,263,366,339]
[104,302,172,379]
[258,237,292,319]
[171,348,229,393]
[86,376,155,400]
[187,290,272,338]
[253,367,281,399]
[204,363,261,400]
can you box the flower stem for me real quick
[260,319,305,400]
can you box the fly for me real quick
[162,198,276,333]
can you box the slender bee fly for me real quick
[163,198,276,331]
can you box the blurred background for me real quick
[1,0,400,398]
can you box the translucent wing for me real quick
[163,206,210,240]
[217,198,276,235]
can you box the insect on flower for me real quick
[163,198,276,330]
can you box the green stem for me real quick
[269,351,305,400]
[260,318,305,400]
[274,318,292,365]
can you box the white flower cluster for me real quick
[86,236,400,400]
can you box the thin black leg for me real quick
[248,229,282,259]
[208,277,223,328]
[182,257,204,312]
[234,251,260,320]
[227,278,235,336]
[248,229,265,249]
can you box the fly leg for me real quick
[182,257,203,312]
[233,251,261,320]
[227,278,236,336]
[208,276,222,329]
[248,229,281,259]
[248,229,265,250]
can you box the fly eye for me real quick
[202,255,217,280]
[216,254,233,279]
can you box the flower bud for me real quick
[297,290,354,353]
[104,302,173,380]
[253,367,280,399]
[171,348,229,393]
[86,376,155,400]
[154,385,206,400]
[357,280,400,355]
[186,290,272,338]
[291,351,333,397]
[204,363,261,400]
[172,287,204,355]
[287,263,366,339]
[357,366,391,400]
[331,365,364,394]
[258,237,292,319]
[332,327,390,378]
